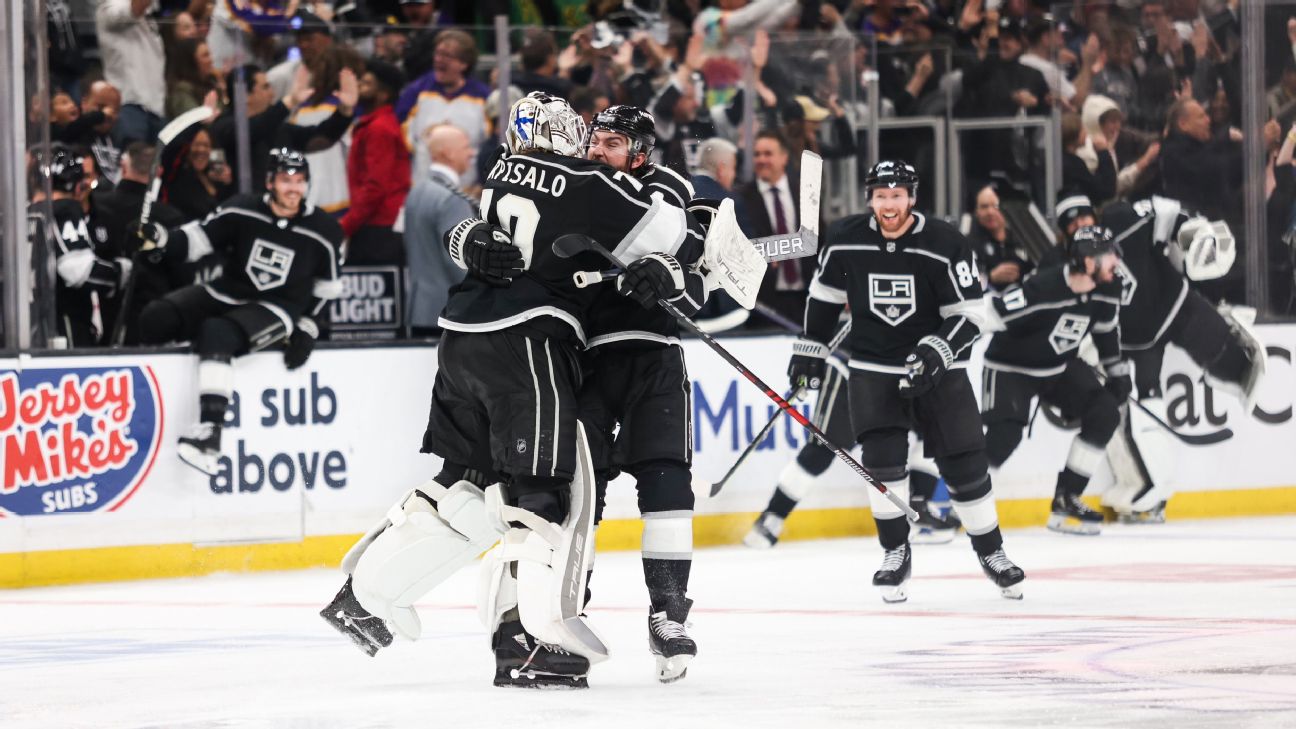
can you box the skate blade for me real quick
[1117,512,1166,525]
[1046,515,1101,536]
[655,654,694,683]
[911,527,956,545]
[876,583,909,604]
[742,531,776,549]
[495,669,589,689]
[999,584,1024,600]
[177,444,220,476]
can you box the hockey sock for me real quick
[198,394,228,426]
[1056,468,1090,498]
[767,490,799,519]
[910,470,938,501]
[644,559,692,614]
[511,476,570,524]
[196,357,232,426]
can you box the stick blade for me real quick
[799,150,823,235]
[157,106,216,147]
[552,233,594,259]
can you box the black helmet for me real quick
[588,104,656,172]
[267,147,310,183]
[864,160,919,197]
[37,144,87,193]
[1067,224,1119,269]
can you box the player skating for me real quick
[321,93,700,689]
[577,105,707,682]
[788,160,1025,602]
[133,148,342,474]
[1095,195,1263,522]
[981,220,1127,535]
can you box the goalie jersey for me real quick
[1100,198,1192,351]
[584,163,707,348]
[440,151,698,345]
[804,212,987,372]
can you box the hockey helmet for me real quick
[864,160,919,198]
[36,144,87,194]
[267,147,311,182]
[506,92,587,158]
[1056,193,1096,233]
[586,104,656,174]
[1067,224,1120,270]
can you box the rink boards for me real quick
[3,326,1295,587]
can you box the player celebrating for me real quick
[322,93,699,689]
[981,223,1127,535]
[1096,195,1262,522]
[134,148,343,474]
[578,104,708,683]
[789,160,1025,602]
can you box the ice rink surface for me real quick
[3,516,1295,729]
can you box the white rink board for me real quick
[2,324,1294,555]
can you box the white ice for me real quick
[3,516,1296,729]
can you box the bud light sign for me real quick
[0,366,163,516]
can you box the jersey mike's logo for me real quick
[1048,314,1091,355]
[247,239,296,291]
[868,273,916,326]
[0,366,162,516]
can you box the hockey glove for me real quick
[446,218,523,287]
[617,253,685,309]
[112,257,133,296]
[787,338,829,390]
[1104,360,1133,403]
[284,317,319,371]
[127,221,168,251]
[898,335,953,399]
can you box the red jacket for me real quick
[340,104,411,237]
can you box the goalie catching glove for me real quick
[898,335,953,399]
[617,252,685,308]
[284,317,318,370]
[787,338,828,390]
[446,218,524,286]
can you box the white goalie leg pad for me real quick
[1127,397,1178,512]
[1101,410,1143,511]
[351,481,506,641]
[1212,304,1267,412]
[866,474,910,521]
[477,532,520,637]
[503,423,609,662]
[776,460,818,502]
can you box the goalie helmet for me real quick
[505,92,587,158]
[1174,215,1236,281]
[864,160,919,197]
[586,104,656,175]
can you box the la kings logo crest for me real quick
[246,239,295,291]
[1049,313,1091,354]
[868,274,916,326]
[1115,260,1137,305]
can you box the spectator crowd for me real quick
[25,0,1296,347]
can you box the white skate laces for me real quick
[650,612,689,641]
[983,549,1014,573]
[879,545,908,571]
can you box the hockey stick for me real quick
[1084,362,1228,445]
[705,320,852,498]
[553,234,918,521]
[110,105,215,346]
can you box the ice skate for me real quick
[978,548,1026,599]
[872,543,912,603]
[1047,492,1103,535]
[743,511,784,548]
[910,497,960,544]
[648,598,697,683]
[493,619,591,689]
[177,421,221,475]
[320,576,393,657]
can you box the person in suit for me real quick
[402,124,476,337]
[737,129,802,326]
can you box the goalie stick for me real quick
[553,233,918,522]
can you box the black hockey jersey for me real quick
[585,163,707,348]
[1100,198,1191,350]
[37,197,127,341]
[805,212,987,371]
[985,262,1122,376]
[166,193,344,324]
[440,151,697,345]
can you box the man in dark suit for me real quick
[737,129,802,327]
